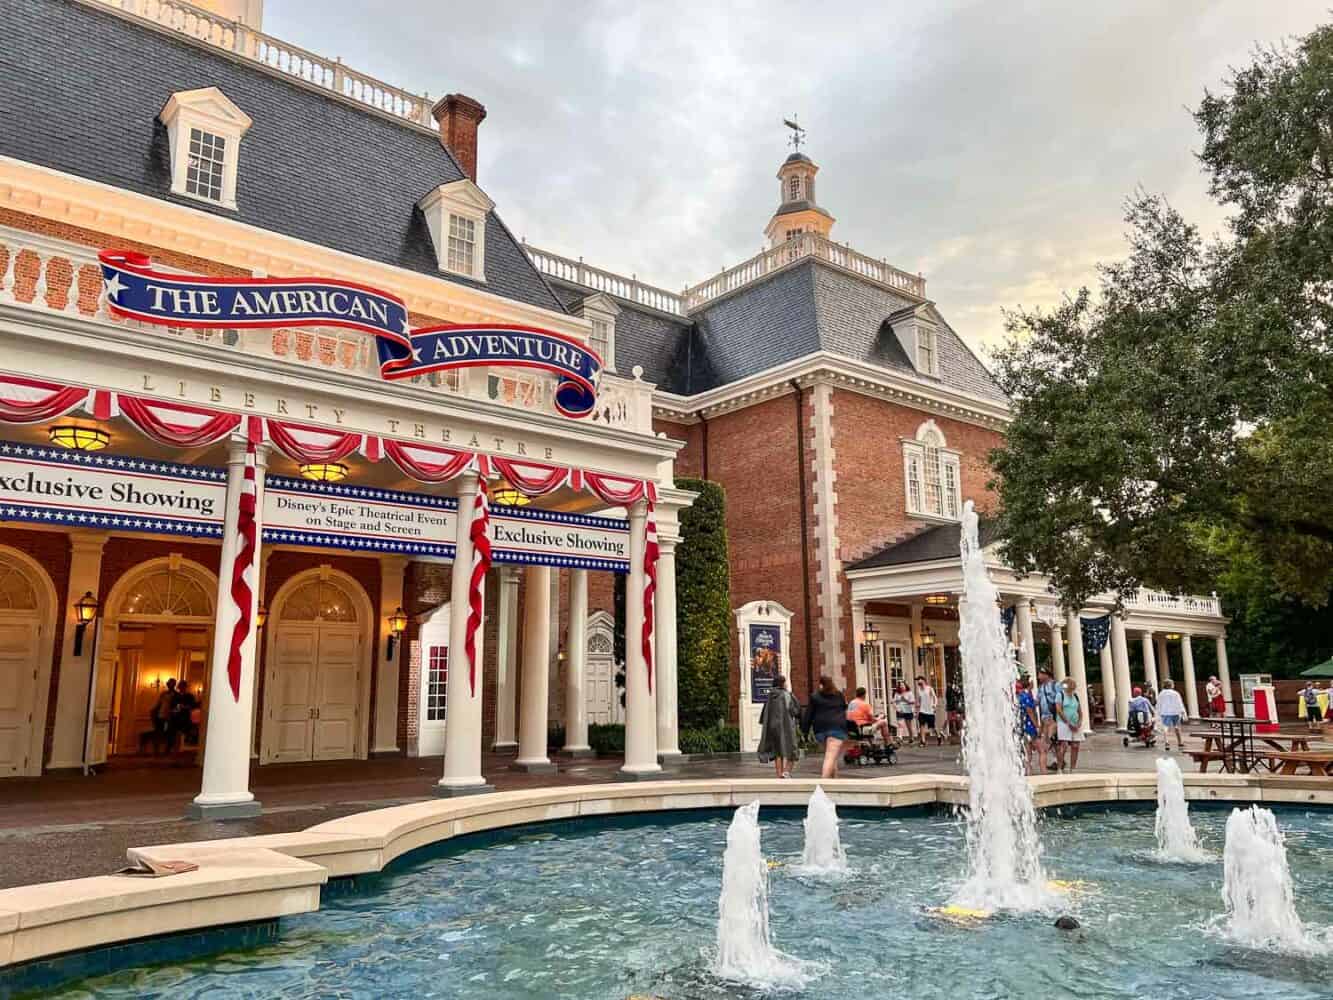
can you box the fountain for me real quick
[796,786,849,875]
[1153,756,1209,862]
[1220,806,1326,953]
[714,802,815,989]
[952,500,1051,912]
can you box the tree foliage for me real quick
[991,25,1333,612]
[674,478,733,727]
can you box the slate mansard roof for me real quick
[2,0,566,315]
[849,519,1003,571]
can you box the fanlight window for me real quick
[588,631,613,654]
[0,559,38,611]
[281,579,358,622]
[121,569,212,618]
[902,423,962,521]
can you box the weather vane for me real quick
[783,115,806,151]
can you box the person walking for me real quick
[1016,677,1040,774]
[802,676,849,780]
[757,674,801,779]
[1056,677,1084,772]
[1155,679,1187,751]
[148,678,176,754]
[1300,680,1322,733]
[915,675,939,746]
[169,680,200,751]
[892,681,915,743]
[1206,676,1226,718]
[1036,666,1062,772]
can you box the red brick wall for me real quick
[654,418,704,480]
[0,528,72,765]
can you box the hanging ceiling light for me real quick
[923,593,951,606]
[491,480,531,507]
[299,462,348,483]
[49,425,110,452]
[1165,632,1181,640]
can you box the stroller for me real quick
[842,721,897,767]
[1122,708,1157,748]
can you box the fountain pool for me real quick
[32,804,1333,1000]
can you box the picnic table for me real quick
[1266,752,1333,776]
[1188,722,1328,773]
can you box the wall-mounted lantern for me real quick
[73,591,99,655]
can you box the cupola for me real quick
[764,151,835,248]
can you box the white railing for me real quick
[684,232,926,309]
[523,244,686,317]
[0,232,656,434]
[1127,589,1222,618]
[92,0,436,128]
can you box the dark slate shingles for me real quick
[848,518,1001,570]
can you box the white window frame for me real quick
[916,322,938,376]
[418,179,494,281]
[577,292,620,373]
[902,420,962,521]
[425,643,448,722]
[159,87,252,211]
[788,173,801,201]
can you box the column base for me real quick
[657,750,683,765]
[509,759,559,774]
[434,782,495,797]
[184,798,262,821]
[556,746,597,759]
[490,741,519,754]
[615,767,668,782]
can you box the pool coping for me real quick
[2,770,1330,970]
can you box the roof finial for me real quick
[783,115,806,152]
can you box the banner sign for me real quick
[98,251,602,417]
[0,440,629,569]
[748,624,780,704]
[490,504,630,572]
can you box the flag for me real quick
[1081,614,1111,655]
[465,480,491,697]
[226,441,258,701]
[642,500,659,693]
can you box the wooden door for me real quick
[312,625,360,760]
[0,618,39,777]
[268,623,318,763]
[86,621,115,766]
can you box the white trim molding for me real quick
[159,87,253,211]
[418,179,494,283]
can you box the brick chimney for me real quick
[432,94,487,183]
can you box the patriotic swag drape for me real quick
[0,375,664,697]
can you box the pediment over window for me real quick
[418,179,495,281]
[159,87,253,134]
[158,86,252,210]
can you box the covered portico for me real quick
[846,521,1230,733]
[0,229,689,815]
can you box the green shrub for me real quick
[674,478,733,728]
[588,723,625,756]
[677,725,742,754]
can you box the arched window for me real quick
[788,174,801,201]
[903,422,961,520]
[0,558,38,611]
[280,579,359,622]
[120,569,212,618]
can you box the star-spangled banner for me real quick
[1081,614,1112,655]
[98,251,603,417]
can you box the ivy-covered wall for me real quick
[674,478,733,727]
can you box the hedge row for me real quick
[674,478,733,728]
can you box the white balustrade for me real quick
[95,0,435,128]
[523,245,686,317]
[1126,589,1222,618]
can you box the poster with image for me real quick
[749,624,780,703]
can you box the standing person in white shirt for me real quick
[915,675,939,746]
[1155,679,1188,752]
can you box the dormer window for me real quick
[419,179,494,281]
[903,421,961,521]
[916,324,937,376]
[886,305,941,378]
[159,87,252,210]
[577,292,620,373]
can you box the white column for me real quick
[1099,641,1117,727]
[1049,622,1066,682]
[1110,615,1132,729]
[188,439,268,819]
[621,499,661,777]
[1065,612,1091,733]
[655,540,681,759]
[1216,634,1234,716]
[1181,634,1200,719]
[513,565,556,772]
[491,566,519,751]
[562,569,592,756]
[437,471,491,795]
[1155,633,1171,685]
[851,600,868,693]
[371,555,409,754]
[1140,631,1159,690]
[49,532,109,769]
[1015,600,1036,674]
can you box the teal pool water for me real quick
[33,805,1333,999]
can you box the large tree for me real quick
[991,25,1333,612]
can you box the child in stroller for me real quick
[1122,686,1157,748]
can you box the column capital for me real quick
[657,537,677,556]
[68,530,110,553]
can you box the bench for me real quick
[1265,752,1333,776]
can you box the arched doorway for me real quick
[416,602,450,757]
[98,556,217,763]
[0,547,58,777]
[584,610,620,725]
[263,567,373,764]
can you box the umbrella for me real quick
[1299,657,1333,678]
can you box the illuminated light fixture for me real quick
[919,625,938,647]
[923,594,950,606]
[491,481,531,507]
[299,462,348,483]
[1165,632,1181,640]
[73,590,99,655]
[859,621,880,656]
[49,425,110,452]
[256,604,268,630]
[386,606,408,660]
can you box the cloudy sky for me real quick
[269,1,1328,353]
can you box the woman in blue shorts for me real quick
[802,675,849,779]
